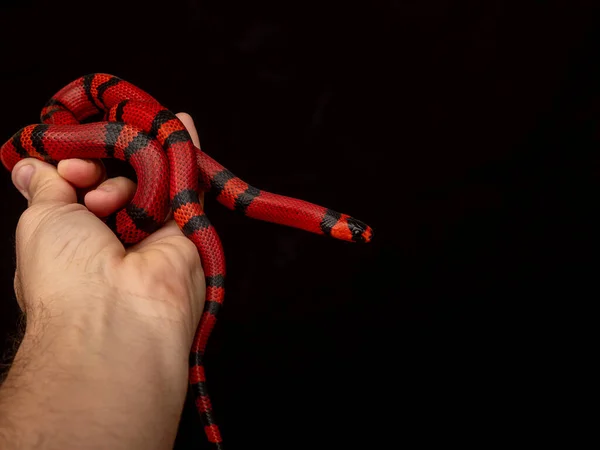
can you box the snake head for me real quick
[329,215,373,243]
[347,217,373,243]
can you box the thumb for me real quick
[12,158,77,206]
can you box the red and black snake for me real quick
[0,74,373,449]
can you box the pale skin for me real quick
[0,113,205,449]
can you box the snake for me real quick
[0,73,373,449]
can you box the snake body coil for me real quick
[0,74,373,449]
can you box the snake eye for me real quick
[346,217,372,243]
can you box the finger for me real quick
[12,158,77,205]
[176,112,201,148]
[84,176,137,217]
[57,158,106,189]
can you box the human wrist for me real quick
[20,281,198,348]
[0,291,192,450]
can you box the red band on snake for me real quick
[1,73,373,449]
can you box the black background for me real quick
[0,1,596,448]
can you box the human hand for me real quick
[10,112,205,346]
[0,113,205,450]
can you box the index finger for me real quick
[176,113,201,148]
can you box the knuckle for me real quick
[30,175,57,200]
[17,202,85,242]
[16,205,46,237]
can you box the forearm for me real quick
[0,297,191,450]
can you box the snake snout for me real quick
[346,217,373,243]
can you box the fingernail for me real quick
[13,165,35,198]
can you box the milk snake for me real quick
[0,74,373,449]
